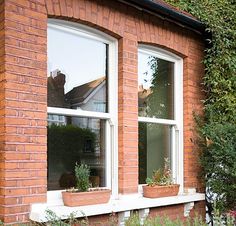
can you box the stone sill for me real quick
[30,192,205,222]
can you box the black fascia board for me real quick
[118,0,205,33]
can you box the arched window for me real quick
[138,45,183,191]
[47,19,118,193]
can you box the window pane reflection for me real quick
[47,114,106,190]
[139,122,171,184]
[138,52,174,119]
[47,26,108,113]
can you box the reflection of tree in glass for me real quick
[138,122,147,184]
[146,56,174,119]
[47,124,96,189]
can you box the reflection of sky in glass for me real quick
[48,27,106,93]
[138,52,153,90]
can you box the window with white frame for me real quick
[47,20,117,192]
[138,45,183,189]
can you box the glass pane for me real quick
[47,26,108,113]
[138,122,172,184]
[47,114,106,190]
[138,51,174,119]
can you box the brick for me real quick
[22,195,46,204]
[17,178,46,187]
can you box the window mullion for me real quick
[105,120,111,190]
[171,126,176,183]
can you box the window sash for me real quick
[138,116,176,126]
[138,121,177,183]
[48,21,112,46]
[48,107,111,120]
[47,107,113,189]
[137,45,183,192]
[138,47,179,64]
[47,20,118,195]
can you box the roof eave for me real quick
[117,0,205,34]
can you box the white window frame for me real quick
[138,45,183,193]
[47,19,118,198]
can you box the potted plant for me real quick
[143,158,179,198]
[62,163,111,207]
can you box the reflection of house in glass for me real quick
[47,70,106,190]
[47,70,68,125]
[47,69,106,151]
[138,85,152,117]
[65,75,106,112]
[48,69,106,124]
[66,75,106,142]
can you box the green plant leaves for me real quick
[75,163,90,192]
[165,0,236,214]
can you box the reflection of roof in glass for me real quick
[65,77,105,106]
[138,85,151,107]
[48,72,70,108]
[48,70,106,108]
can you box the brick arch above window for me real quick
[138,42,187,59]
[44,0,202,57]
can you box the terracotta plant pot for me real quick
[62,188,111,207]
[143,184,180,198]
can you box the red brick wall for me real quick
[149,201,206,222]
[0,0,205,224]
[149,204,186,221]
[0,0,48,223]
[0,0,5,221]
[81,213,118,226]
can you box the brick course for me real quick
[0,0,205,224]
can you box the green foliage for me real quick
[0,210,235,225]
[146,158,173,186]
[47,124,96,185]
[125,213,141,226]
[48,124,96,159]
[165,0,236,123]
[75,163,90,192]
[165,0,236,124]
[125,214,209,226]
[213,208,236,226]
[198,123,236,211]
[44,209,89,226]
[125,212,235,226]
[164,0,236,214]
[37,209,115,226]
[147,57,173,119]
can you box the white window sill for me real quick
[30,192,205,222]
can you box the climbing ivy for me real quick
[164,0,236,214]
[165,0,236,123]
